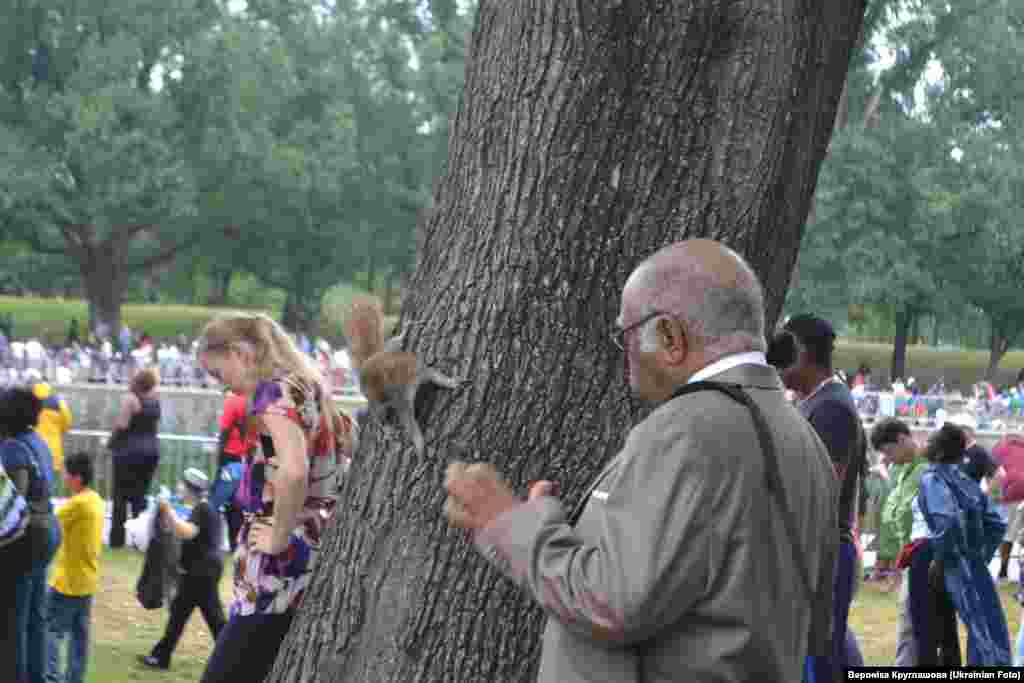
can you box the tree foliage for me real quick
[0,0,473,334]
[789,0,1024,378]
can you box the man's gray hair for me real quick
[636,260,767,357]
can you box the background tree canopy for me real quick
[0,0,473,334]
[1,0,1023,383]
[788,0,1024,380]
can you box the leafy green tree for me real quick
[0,0,220,333]
[923,131,1024,378]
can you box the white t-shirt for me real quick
[910,496,930,542]
[24,340,45,360]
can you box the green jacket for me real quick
[880,456,929,558]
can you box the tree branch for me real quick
[111,223,154,242]
[4,216,69,255]
[124,231,204,272]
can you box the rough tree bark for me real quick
[80,247,128,336]
[269,2,865,682]
[206,266,233,307]
[891,305,914,382]
[986,317,1016,381]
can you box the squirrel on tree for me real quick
[344,296,461,455]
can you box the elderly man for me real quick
[444,239,838,682]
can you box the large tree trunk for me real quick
[269,2,865,682]
[80,249,125,339]
[986,317,1012,381]
[206,266,233,306]
[891,305,914,382]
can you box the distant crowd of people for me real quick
[0,318,360,394]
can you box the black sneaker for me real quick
[138,654,169,670]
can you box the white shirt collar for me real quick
[688,352,769,384]
[800,375,842,404]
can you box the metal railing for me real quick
[63,429,219,500]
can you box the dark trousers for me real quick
[908,543,961,666]
[151,574,226,667]
[200,612,293,683]
[810,539,857,683]
[1,571,19,683]
[109,459,158,548]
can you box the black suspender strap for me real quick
[670,381,817,605]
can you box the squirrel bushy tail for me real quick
[344,296,385,371]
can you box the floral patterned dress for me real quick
[231,377,346,617]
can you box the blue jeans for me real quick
[15,521,62,683]
[46,591,92,683]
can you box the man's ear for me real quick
[658,318,688,364]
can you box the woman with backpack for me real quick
[0,386,63,683]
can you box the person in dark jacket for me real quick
[777,315,867,683]
[108,368,161,548]
[139,468,226,670]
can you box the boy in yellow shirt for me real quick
[47,453,104,683]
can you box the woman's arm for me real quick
[263,413,309,553]
[918,472,960,564]
[112,393,141,432]
[159,500,198,540]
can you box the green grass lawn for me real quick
[0,287,397,346]
[79,548,232,683]
[851,578,1022,665]
[0,297,254,346]
[833,341,1024,389]
[70,549,1024,682]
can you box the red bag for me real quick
[992,434,1024,503]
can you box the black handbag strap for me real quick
[671,381,817,605]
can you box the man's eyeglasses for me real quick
[610,311,666,351]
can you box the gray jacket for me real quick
[474,363,838,682]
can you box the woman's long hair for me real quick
[199,313,336,445]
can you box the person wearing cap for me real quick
[139,468,226,671]
[775,314,867,683]
[32,382,72,475]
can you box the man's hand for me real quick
[528,480,559,500]
[444,462,521,530]
[248,519,290,556]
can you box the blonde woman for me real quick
[195,313,350,683]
